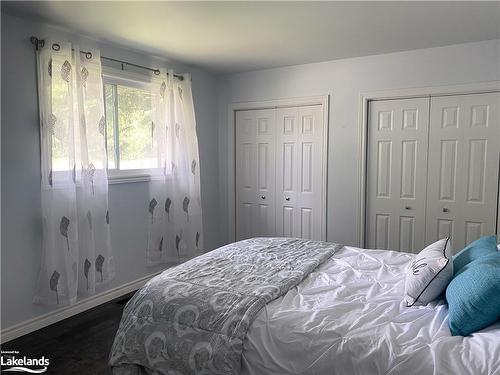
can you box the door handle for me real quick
[405,206,411,210]
[443,207,449,213]
[261,195,266,200]
[285,197,290,201]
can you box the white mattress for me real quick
[242,246,500,375]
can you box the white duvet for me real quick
[241,246,500,375]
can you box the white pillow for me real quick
[497,244,500,250]
[404,238,453,307]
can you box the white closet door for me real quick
[235,109,276,240]
[366,98,430,252]
[275,105,325,240]
[426,93,500,252]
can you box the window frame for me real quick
[102,67,155,184]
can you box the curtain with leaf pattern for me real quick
[146,70,203,265]
[34,40,114,306]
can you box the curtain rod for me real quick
[30,36,184,81]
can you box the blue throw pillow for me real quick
[452,235,498,274]
[446,252,500,336]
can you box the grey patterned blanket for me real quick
[109,237,341,375]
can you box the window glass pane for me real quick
[117,85,153,170]
[104,84,116,169]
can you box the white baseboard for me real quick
[0,271,162,343]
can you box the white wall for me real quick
[217,39,500,247]
[1,13,222,331]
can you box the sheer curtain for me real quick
[34,41,114,306]
[146,70,203,265]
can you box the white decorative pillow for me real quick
[404,238,453,307]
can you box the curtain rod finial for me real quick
[30,36,45,50]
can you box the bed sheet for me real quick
[242,246,500,375]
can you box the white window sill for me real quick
[107,169,168,185]
[108,174,152,185]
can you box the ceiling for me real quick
[2,1,500,73]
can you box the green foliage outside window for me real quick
[105,84,153,170]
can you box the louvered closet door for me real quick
[425,93,500,252]
[366,98,430,252]
[275,105,324,240]
[235,109,276,240]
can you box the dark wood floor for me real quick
[1,293,134,375]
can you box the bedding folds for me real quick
[242,246,500,375]
[109,237,341,375]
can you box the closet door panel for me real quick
[276,107,299,237]
[282,206,295,237]
[276,105,325,240]
[366,98,430,252]
[437,219,454,241]
[298,106,324,240]
[236,109,276,240]
[426,93,500,253]
[256,110,276,237]
[236,111,256,240]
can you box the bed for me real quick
[109,238,500,375]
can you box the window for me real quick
[103,71,156,181]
